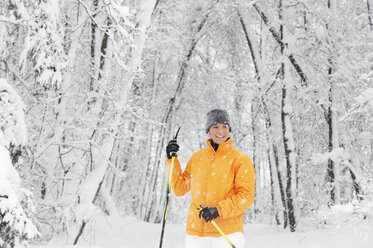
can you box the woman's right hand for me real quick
[166,140,179,159]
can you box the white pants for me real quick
[185,232,245,248]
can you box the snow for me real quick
[0,78,28,147]
[31,213,373,248]
[355,88,373,109]
[342,88,373,119]
[245,223,372,248]
[358,131,373,140]
[73,162,109,225]
[0,146,21,199]
[311,147,346,164]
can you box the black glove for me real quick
[199,205,219,222]
[166,139,179,159]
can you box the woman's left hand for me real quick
[199,206,219,222]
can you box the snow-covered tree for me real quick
[0,78,38,248]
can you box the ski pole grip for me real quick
[170,127,181,157]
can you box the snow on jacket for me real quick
[166,138,255,237]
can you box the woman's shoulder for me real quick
[189,147,210,160]
[230,146,252,163]
[193,147,210,156]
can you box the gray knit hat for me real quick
[205,109,232,133]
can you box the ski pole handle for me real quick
[169,127,181,189]
[171,127,181,157]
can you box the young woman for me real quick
[166,109,255,248]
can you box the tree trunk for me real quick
[268,148,281,225]
[239,9,260,217]
[262,99,284,226]
[281,85,297,232]
[73,166,106,245]
[348,165,363,201]
[263,100,287,228]
[98,18,110,82]
[367,0,373,31]
[138,60,159,219]
[250,104,258,217]
[279,0,296,232]
[110,0,160,209]
[89,0,99,92]
[325,0,341,206]
[274,142,288,228]
[238,10,260,81]
[138,123,155,219]
[153,0,162,14]
[108,140,121,196]
[326,90,336,205]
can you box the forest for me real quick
[0,0,372,247]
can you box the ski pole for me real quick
[210,220,236,248]
[159,127,181,248]
[196,205,236,248]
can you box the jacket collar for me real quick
[206,138,232,154]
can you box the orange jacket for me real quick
[166,138,255,237]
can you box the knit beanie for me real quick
[205,109,232,133]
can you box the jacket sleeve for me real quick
[166,156,192,196]
[216,154,255,218]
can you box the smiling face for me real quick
[208,123,230,144]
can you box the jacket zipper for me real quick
[201,149,215,235]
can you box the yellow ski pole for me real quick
[159,127,181,248]
[210,220,236,248]
[196,205,237,248]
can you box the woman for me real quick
[166,109,255,248]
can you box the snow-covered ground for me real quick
[33,214,373,248]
